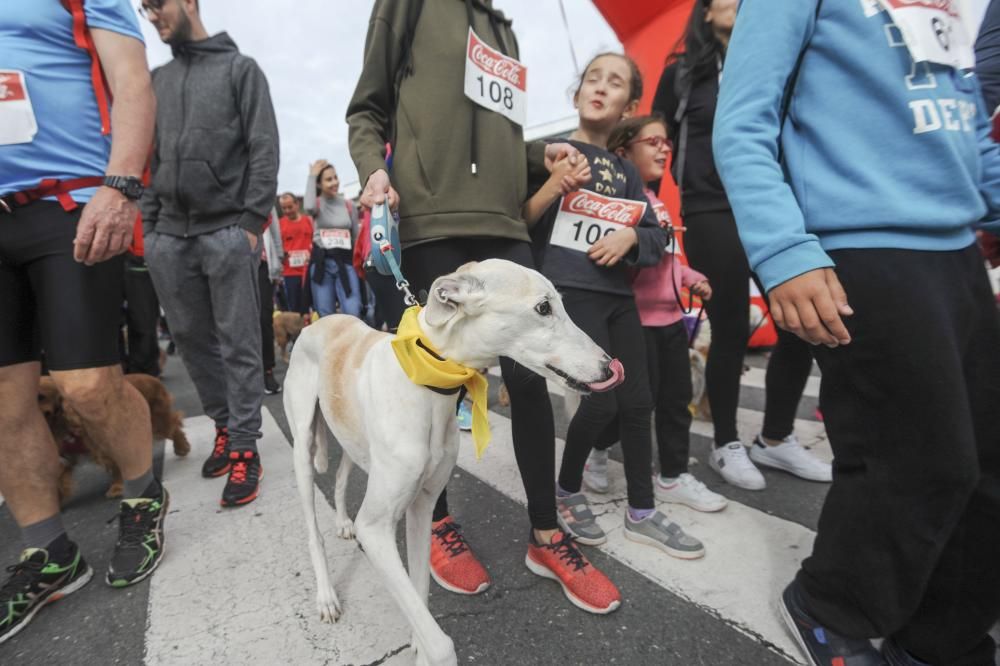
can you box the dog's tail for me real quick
[284,326,325,476]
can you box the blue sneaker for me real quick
[456,401,473,432]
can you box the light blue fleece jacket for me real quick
[713,0,1000,292]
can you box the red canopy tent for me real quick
[591,0,779,348]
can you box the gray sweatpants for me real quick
[145,224,263,451]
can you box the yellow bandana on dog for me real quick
[391,306,491,458]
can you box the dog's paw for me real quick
[105,482,123,499]
[336,518,355,540]
[316,586,342,623]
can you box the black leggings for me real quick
[399,238,558,531]
[558,289,655,510]
[684,210,811,445]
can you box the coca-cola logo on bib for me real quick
[468,31,526,91]
[883,0,958,17]
[562,190,646,226]
[0,73,26,102]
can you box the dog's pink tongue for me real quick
[588,358,624,392]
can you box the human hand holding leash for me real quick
[74,186,137,265]
[361,169,399,211]
[588,227,637,267]
[691,280,712,301]
[768,268,853,347]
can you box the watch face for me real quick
[126,180,144,198]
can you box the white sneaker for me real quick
[583,449,609,494]
[709,442,766,490]
[654,473,728,512]
[750,434,832,482]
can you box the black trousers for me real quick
[797,245,1000,665]
[558,288,655,510]
[402,238,558,530]
[259,262,275,372]
[124,257,161,376]
[685,209,813,444]
[282,274,309,315]
[646,321,694,478]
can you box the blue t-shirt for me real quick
[0,0,144,202]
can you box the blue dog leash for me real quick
[369,202,418,306]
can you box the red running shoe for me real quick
[525,530,621,614]
[429,517,491,595]
[220,450,262,508]
[201,427,231,478]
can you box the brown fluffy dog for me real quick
[274,311,307,363]
[37,374,190,502]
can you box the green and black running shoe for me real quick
[106,487,169,588]
[0,543,93,646]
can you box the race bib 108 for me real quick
[877,0,974,69]
[463,27,527,127]
[550,190,647,254]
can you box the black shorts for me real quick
[0,200,124,370]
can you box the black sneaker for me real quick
[779,582,884,665]
[264,370,281,395]
[0,543,93,645]
[221,450,262,507]
[106,487,169,588]
[201,426,231,478]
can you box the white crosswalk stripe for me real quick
[145,365,827,665]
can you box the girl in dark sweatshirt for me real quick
[526,54,703,564]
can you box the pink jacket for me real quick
[631,190,706,327]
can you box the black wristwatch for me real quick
[103,175,145,201]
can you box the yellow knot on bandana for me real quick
[391,306,491,458]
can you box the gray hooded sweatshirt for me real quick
[141,32,279,237]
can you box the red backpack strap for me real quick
[62,0,113,136]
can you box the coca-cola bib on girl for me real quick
[319,228,351,250]
[0,71,38,146]
[550,190,647,255]
[873,0,974,69]
[463,28,527,127]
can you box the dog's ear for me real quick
[423,273,486,327]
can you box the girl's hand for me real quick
[559,158,591,195]
[691,280,712,301]
[587,227,637,267]
[309,159,330,176]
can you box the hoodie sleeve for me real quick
[624,161,667,268]
[233,56,279,235]
[346,2,410,190]
[976,0,1000,114]
[976,76,1000,237]
[140,147,161,235]
[712,0,834,293]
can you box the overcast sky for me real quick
[136,1,621,196]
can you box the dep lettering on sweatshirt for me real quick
[713,0,1000,292]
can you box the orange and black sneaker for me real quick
[221,450,262,508]
[429,516,491,595]
[525,530,621,615]
[201,426,231,478]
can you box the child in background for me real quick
[604,115,727,513]
[525,54,704,563]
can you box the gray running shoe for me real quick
[556,493,606,545]
[623,511,705,560]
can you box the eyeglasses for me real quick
[627,135,673,152]
[137,0,165,19]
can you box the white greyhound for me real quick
[284,259,623,666]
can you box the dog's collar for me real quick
[391,306,490,457]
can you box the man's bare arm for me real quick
[74,29,155,265]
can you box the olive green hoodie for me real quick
[347,0,546,247]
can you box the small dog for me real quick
[286,260,622,666]
[274,311,307,363]
[38,374,190,501]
